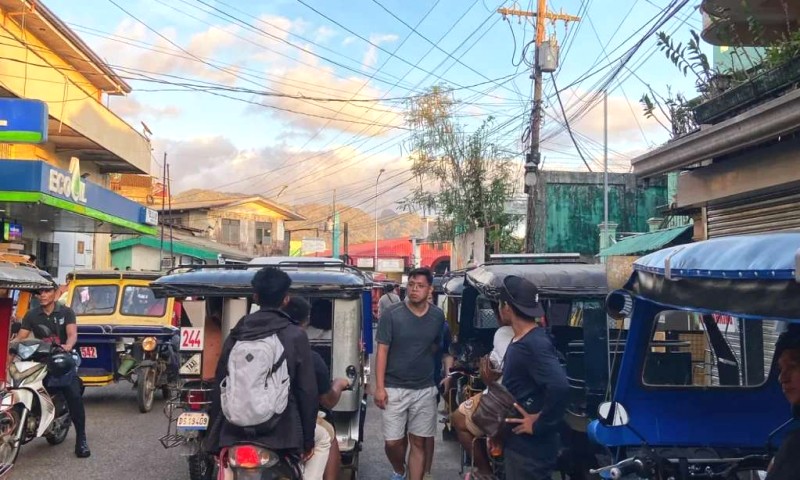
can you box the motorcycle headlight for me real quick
[142,337,157,352]
[228,445,278,469]
[15,343,38,361]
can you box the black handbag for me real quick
[471,381,518,438]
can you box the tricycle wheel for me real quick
[45,415,71,445]
[137,367,156,413]
[0,409,21,466]
[188,452,215,480]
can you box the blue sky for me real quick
[45,0,704,212]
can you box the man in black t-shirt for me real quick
[768,331,800,479]
[17,282,90,458]
[284,297,349,480]
[500,275,569,480]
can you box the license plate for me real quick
[177,412,209,431]
[79,347,97,359]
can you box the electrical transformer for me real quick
[538,41,559,73]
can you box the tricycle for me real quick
[0,253,62,477]
[65,270,179,413]
[442,257,613,478]
[151,256,372,480]
[589,232,800,479]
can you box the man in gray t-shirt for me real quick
[375,269,444,480]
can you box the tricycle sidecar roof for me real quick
[150,260,366,298]
[466,263,608,299]
[66,270,163,281]
[0,262,54,290]
[626,232,800,320]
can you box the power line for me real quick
[550,73,593,172]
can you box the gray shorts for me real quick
[383,386,437,441]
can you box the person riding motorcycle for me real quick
[768,328,800,479]
[16,281,90,458]
[206,267,318,467]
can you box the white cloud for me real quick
[313,26,337,43]
[109,95,182,120]
[362,33,399,69]
[156,136,412,208]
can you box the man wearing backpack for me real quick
[209,267,318,465]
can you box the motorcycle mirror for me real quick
[32,324,53,339]
[598,401,630,427]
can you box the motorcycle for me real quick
[0,325,74,468]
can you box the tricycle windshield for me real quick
[642,308,780,388]
[67,271,175,327]
[71,285,118,315]
[121,286,166,317]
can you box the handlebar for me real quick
[590,458,646,479]
[447,366,477,376]
[590,454,770,479]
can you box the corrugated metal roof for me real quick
[168,191,305,221]
[598,224,693,257]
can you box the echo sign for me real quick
[49,167,87,203]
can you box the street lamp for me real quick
[374,168,385,271]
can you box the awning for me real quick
[598,224,693,257]
[110,231,252,263]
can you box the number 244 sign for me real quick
[180,327,204,352]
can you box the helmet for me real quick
[47,352,76,377]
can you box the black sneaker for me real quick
[75,438,91,458]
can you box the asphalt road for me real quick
[11,382,464,480]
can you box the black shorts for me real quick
[503,445,558,480]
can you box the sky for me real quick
[44,0,705,222]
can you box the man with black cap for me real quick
[17,280,90,458]
[499,275,568,479]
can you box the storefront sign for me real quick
[0,99,48,144]
[377,258,404,273]
[0,159,158,236]
[356,257,374,268]
[48,157,87,203]
[1,221,22,241]
[141,208,158,226]
[302,237,327,254]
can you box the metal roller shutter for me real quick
[707,189,800,237]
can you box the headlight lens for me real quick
[141,337,157,352]
[16,343,38,361]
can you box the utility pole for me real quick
[603,91,609,258]
[159,153,167,267]
[331,189,340,259]
[498,2,580,252]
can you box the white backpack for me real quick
[220,334,290,429]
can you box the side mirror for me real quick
[32,324,53,339]
[606,290,633,319]
[10,323,21,335]
[598,401,630,427]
